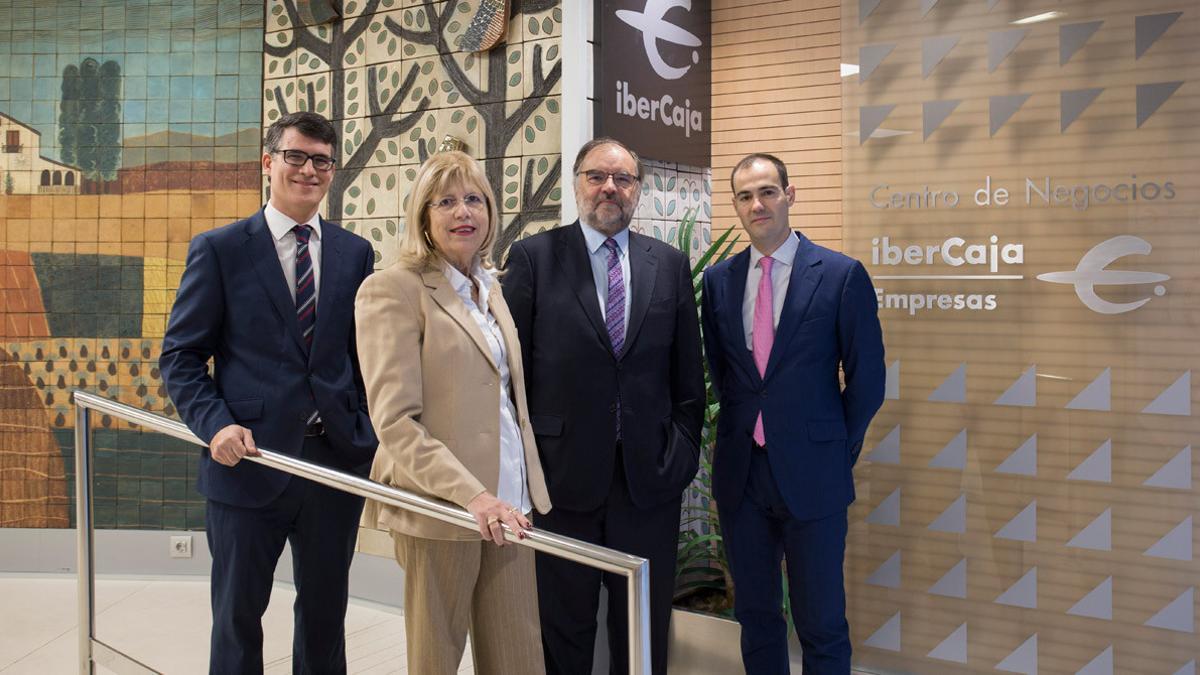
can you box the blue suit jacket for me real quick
[159,210,379,508]
[701,232,885,520]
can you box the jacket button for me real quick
[760,390,767,398]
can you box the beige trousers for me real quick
[392,532,546,675]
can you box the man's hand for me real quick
[209,424,259,466]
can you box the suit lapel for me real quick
[721,248,761,385]
[422,268,498,372]
[489,283,522,377]
[556,222,612,353]
[244,210,307,354]
[622,232,657,359]
[309,217,342,360]
[765,233,823,377]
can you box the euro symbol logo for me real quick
[615,0,702,81]
[1036,235,1169,314]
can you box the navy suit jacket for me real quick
[502,222,705,512]
[159,209,379,508]
[701,232,885,520]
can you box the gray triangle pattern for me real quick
[1142,371,1190,416]
[1136,12,1183,59]
[1144,446,1192,489]
[860,104,898,145]
[1067,508,1112,551]
[1060,21,1104,65]
[989,28,1030,72]
[1137,81,1184,128]
[995,567,1037,608]
[867,550,902,588]
[885,360,900,399]
[864,611,901,651]
[1068,440,1112,483]
[923,99,962,141]
[867,425,901,464]
[990,93,1032,136]
[929,558,967,598]
[996,633,1038,674]
[1067,576,1112,621]
[995,365,1036,406]
[1077,646,1113,675]
[995,501,1036,542]
[929,363,966,402]
[867,488,901,526]
[927,623,968,663]
[1061,88,1104,132]
[929,429,967,470]
[929,493,966,533]
[1067,368,1111,411]
[922,35,961,78]
[1145,588,1194,633]
[987,0,1002,9]
[920,0,940,16]
[996,434,1037,476]
[859,43,897,83]
[1145,516,1192,561]
[1172,659,1196,675]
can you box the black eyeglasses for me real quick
[577,170,639,189]
[275,149,336,172]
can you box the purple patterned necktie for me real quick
[603,237,625,439]
[293,224,316,351]
[603,238,625,354]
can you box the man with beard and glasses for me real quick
[501,137,704,675]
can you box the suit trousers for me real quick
[719,447,850,675]
[535,450,681,675]
[391,532,546,675]
[205,436,365,675]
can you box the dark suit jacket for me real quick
[502,221,705,512]
[701,232,885,520]
[159,209,379,508]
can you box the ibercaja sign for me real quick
[595,0,712,167]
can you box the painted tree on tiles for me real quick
[389,0,562,255]
[58,58,123,193]
[263,0,561,258]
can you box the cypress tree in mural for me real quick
[58,57,122,192]
[4,171,13,195]
[265,0,560,257]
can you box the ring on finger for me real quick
[507,507,520,515]
[487,516,499,525]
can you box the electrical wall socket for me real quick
[170,535,193,559]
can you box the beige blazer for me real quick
[355,263,551,540]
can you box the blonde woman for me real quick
[355,151,550,674]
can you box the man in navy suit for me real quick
[503,137,704,675]
[160,111,378,674]
[701,153,885,674]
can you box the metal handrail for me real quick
[73,390,651,674]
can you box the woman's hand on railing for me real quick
[466,491,531,546]
[209,424,260,466]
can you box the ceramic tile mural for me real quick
[631,160,713,264]
[261,0,564,262]
[0,0,265,529]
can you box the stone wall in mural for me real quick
[262,0,564,262]
[0,1,265,529]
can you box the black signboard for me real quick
[595,0,712,167]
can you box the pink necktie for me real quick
[752,257,774,446]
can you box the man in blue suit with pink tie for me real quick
[160,111,378,673]
[701,153,885,674]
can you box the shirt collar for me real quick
[442,259,493,297]
[579,221,630,256]
[265,202,322,242]
[749,230,797,269]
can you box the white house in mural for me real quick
[0,112,81,195]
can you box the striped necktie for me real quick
[293,224,316,351]
[603,238,625,355]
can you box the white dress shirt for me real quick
[443,261,532,515]
[579,222,632,339]
[742,232,798,351]
[264,202,322,306]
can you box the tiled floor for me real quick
[0,574,473,674]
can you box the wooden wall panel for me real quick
[710,0,843,251]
